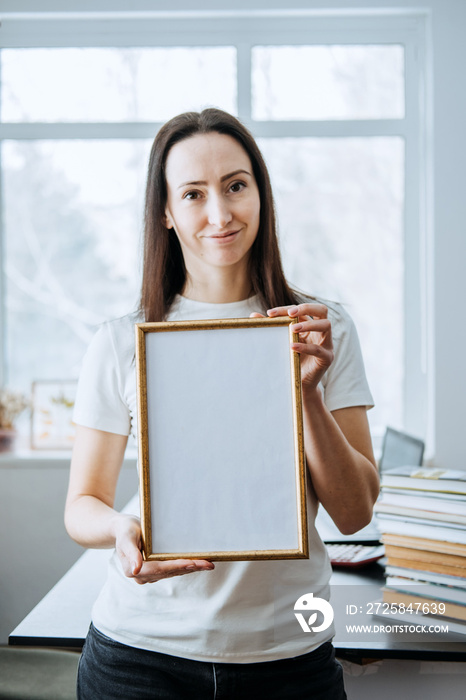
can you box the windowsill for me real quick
[0,446,138,469]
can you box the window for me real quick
[2,47,237,122]
[252,45,405,120]
[0,11,429,445]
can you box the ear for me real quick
[163,208,175,230]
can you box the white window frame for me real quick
[0,9,433,449]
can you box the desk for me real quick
[9,549,466,662]
[8,548,111,649]
[330,564,466,662]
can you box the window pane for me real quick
[258,137,405,432]
[253,45,404,120]
[3,140,151,390]
[1,47,237,122]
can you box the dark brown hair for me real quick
[140,108,299,321]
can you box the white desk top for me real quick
[10,547,112,645]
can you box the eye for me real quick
[229,181,246,193]
[183,190,202,201]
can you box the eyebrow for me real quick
[177,169,252,189]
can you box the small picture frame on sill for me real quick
[135,317,308,562]
[30,380,77,450]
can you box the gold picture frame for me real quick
[135,317,308,562]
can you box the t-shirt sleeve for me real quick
[321,305,374,412]
[73,323,131,436]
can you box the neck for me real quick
[182,264,253,304]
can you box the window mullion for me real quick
[403,29,429,443]
[0,123,165,140]
[236,42,252,124]
[246,120,408,139]
[0,119,409,142]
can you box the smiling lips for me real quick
[207,229,241,240]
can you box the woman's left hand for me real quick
[251,303,334,391]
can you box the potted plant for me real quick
[0,388,29,452]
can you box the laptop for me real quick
[316,426,425,546]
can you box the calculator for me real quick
[326,543,385,568]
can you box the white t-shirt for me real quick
[73,294,373,663]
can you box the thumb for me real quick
[249,312,265,318]
[121,541,143,577]
[116,522,144,576]
[129,549,143,576]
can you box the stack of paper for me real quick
[375,466,466,623]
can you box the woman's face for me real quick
[163,132,261,279]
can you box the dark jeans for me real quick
[77,624,347,700]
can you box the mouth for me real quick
[208,229,241,240]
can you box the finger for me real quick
[144,559,214,576]
[133,559,215,584]
[249,312,265,318]
[156,559,212,573]
[266,305,295,317]
[291,319,332,335]
[182,559,215,572]
[268,303,328,319]
[177,558,215,572]
[116,530,144,577]
[119,550,142,578]
[130,550,143,576]
[291,342,334,363]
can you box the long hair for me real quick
[140,108,299,321]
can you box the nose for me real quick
[207,193,233,229]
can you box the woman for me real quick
[65,108,379,699]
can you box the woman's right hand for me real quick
[114,514,215,585]
[65,427,215,585]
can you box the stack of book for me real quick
[375,466,466,624]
